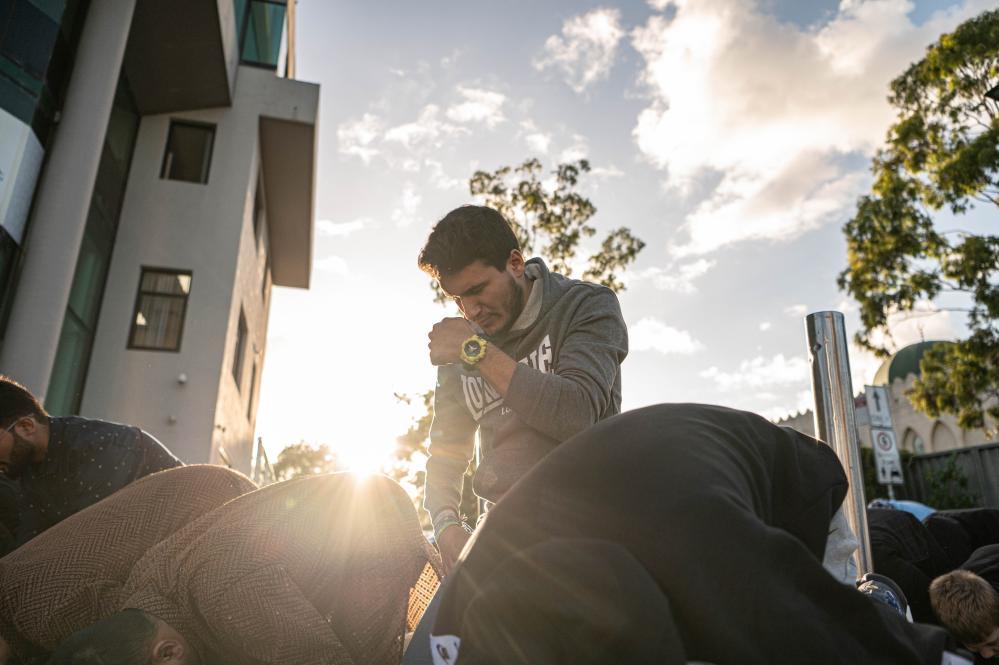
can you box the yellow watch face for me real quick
[460,335,488,365]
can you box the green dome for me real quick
[872,340,952,385]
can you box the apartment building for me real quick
[0,0,318,472]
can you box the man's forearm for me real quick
[502,364,615,441]
[474,344,517,397]
[424,453,469,520]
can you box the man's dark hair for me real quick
[46,610,157,665]
[0,376,48,429]
[417,205,520,281]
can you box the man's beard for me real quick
[493,273,525,337]
[4,434,35,479]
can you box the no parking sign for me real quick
[873,428,904,485]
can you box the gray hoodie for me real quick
[424,258,628,520]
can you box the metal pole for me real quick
[806,311,873,576]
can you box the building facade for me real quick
[778,341,996,455]
[0,0,318,473]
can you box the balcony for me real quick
[123,0,295,116]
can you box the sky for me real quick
[254,0,996,471]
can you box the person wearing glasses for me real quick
[0,376,181,553]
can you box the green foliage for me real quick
[909,331,999,433]
[272,442,338,481]
[923,452,979,509]
[470,158,645,289]
[839,10,999,429]
[429,158,645,303]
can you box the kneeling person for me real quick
[432,404,965,665]
[50,473,441,665]
[0,465,256,663]
[930,544,999,658]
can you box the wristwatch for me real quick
[459,334,488,367]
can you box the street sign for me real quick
[872,428,904,485]
[866,385,893,429]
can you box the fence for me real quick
[903,442,999,508]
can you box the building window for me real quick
[1,0,60,82]
[47,75,140,414]
[261,256,270,301]
[161,120,215,184]
[247,358,258,419]
[239,0,287,70]
[128,268,192,352]
[253,176,265,243]
[232,308,248,390]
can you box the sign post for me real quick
[866,385,903,499]
[872,428,904,494]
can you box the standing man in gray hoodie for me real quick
[418,205,628,572]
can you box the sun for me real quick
[330,410,412,476]
[336,436,398,475]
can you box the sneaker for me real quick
[856,573,909,618]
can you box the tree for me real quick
[839,10,999,431]
[923,453,978,509]
[272,442,339,481]
[471,158,645,291]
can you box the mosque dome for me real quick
[871,340,954,386]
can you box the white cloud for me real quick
[314,255,350,276]
[672,156,869,256]
[849,343,886,391]
[834,298,859,314]
[441,49,464,70]
[525,132,552,154]
[785,304,808,317]
[629,317,703,355]
[534,8,625,93]
[446,87,507,128]
[759,321,772,331]
[425,159,464,190]
[337,113,383,164]
[759,390,815,422]
[700,353,809,391]
[630,0,993,256]
[559,134,590,163]
[629,258,715,293]
[316,218,371,237]
[868,303,960,351]
[384,105,467,150]
[392,182,423,228]
[590,165,625,179]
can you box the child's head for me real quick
[930,570,999,657]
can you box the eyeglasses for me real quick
[3,419,22,435]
